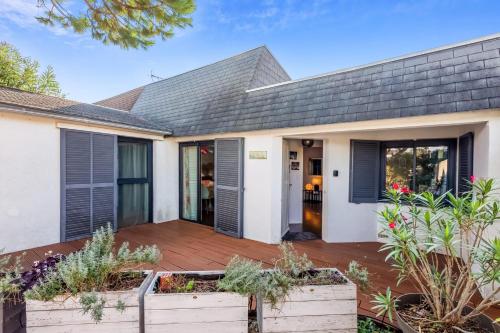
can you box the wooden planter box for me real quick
[257,268,357,333]
[25,270,153,333]
[144,271,248,333]
[1,298,26,333]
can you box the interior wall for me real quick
[303,143,323,191]
[286,140,303,224]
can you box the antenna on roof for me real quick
[150,70,164,82]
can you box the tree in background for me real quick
[0,42,63,97]
[36,0,196,49]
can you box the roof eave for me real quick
[0,103,172,136]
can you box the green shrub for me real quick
[220,242,335,308]
[25,225,160,322]
[0,251,22,303]
[378,177,500,330]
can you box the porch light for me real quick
[305,183,314,190]
[302,139,314,147]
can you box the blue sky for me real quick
[0,0,499,103]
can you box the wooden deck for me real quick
[5,220,499,320]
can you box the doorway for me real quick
[282,139,323,241]
[179,141,215,227]
[117,136,153,228]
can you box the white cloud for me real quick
[0,0,71,36]
[206,0,334,33]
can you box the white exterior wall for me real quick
[1,109,498,253]
[174,110,499,245]
[153,139,179,223]
[0,113,61,252]
[322,125,476,243]
[0,111,168,253]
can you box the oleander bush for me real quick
[378,177,499,332]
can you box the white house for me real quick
[1,34,499,253]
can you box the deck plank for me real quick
[2,220,499,322]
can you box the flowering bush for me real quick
[378,177,499,331]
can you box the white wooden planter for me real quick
[25,270,153,333]
[257,268,357,333]
[144,271,248,333]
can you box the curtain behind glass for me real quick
[182,146,198,220]
[118,142,149,227]
[119,143,147,178]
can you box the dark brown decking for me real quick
[5,220,499,320]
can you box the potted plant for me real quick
[377,178,500,332]
[344,260,401,332]
[1,250,24,333]
[221,243,357,333]
[144,269,250,333]
[1,250,65,333]
[24,225,159,333]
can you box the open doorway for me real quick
[179,141,215,227]
[282,139,323,241]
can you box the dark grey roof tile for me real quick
[453,44,483,57]
[456,99,489,111]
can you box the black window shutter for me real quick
[61,130,117,241]
[458,132,474,196]
[349,140,380,203]
[214,138,244,238]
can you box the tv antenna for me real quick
[150,70,164,82]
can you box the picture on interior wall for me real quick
[291,161,300,170]
[289,151,297,160]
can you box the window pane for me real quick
[118,183,149,227]
[385,147,413,189]
[118,142,147,178]
[182,146,198,220]
[415,145,449,195]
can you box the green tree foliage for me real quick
[36,0,196,49]
[0,42,63,97]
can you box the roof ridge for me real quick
[143,45,268,89]
[246,32,500,93]
[246,47,268,90]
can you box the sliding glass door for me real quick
[117,137,152,228]
[180,141,214,227]
[181,145,199,221]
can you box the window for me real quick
[309,158,322,176]
[380,139,456,197]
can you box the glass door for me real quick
[181,144,199,221]
[180,141,214,227]
[117,137,152,228]
[200,142,214,227]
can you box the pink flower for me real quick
[392,183,399,190]
[389,222,396,229]
[470,175,476,183]
[401,186,410,194]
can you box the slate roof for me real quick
[130,46,291,135]
[120,35,500,136]
[95,86,145,111]
[0,87,171,134]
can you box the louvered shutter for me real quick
[349,140,380,203]
[458,132,474,196]
[92,134,117,232]
[214,138,244,238]
[61,130,117,241]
